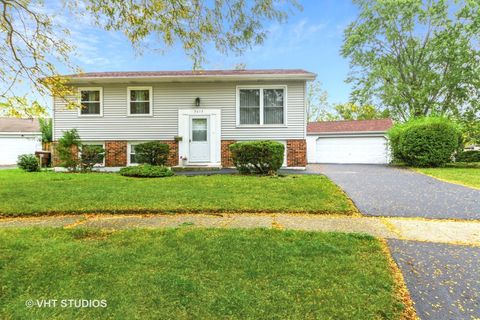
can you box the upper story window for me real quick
[79,87,103,116]
[128,87,153,116]
[237,86,286,126]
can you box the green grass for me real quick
[0,170,355,216]
[415,167,480,189]
[0,228,405,319]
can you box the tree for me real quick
[316,103,389,121]
[0,0,76,117]
[56,129,82,171]
[1,0,300,116]
[342,0,480,139]
[333,103,390,120]
[306,80,330,121]
[39,118,52,143]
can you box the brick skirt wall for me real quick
[105,140,178,167]
[287,139,307,167]
[53,140,179,167]
[162,141,179,167]
[105,141,127,166]
[221,140,236,167]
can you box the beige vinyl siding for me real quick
[53,80,306,141]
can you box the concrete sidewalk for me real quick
[1,213,479,246]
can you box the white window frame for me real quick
[79,142,106,167]
[78,87,103,117]
[127,86,153,116]
[127,142,145,166]
[236,85,287,127]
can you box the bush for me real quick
[456,150,480,163]
[229,141,284,175]
[134,141,170,166]
[119,165,174,178]
[57,129,82,171]
[80,145,105,171]
[17,154,40,172]
[388,117,462,167]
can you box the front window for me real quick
[239,89,260,125]
[128,87,152,115]
[263,89,284,124]
[238,87,285,125]
[79,88,102,115]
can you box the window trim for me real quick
[127,86,153,117]
[236,85,287,127]
[79,141,106,167]
[127,142,146,166]
[78,87,103,117]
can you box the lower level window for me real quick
[129,144,137,164]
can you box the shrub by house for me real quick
[134,142,170,166]
[229,141,284,175]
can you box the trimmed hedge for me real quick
[229,141,284,175]
[134,141,170,166]
[119,165,174,178]
[388,117,462,167]
[17,154,40,172]
[456,150,480,163]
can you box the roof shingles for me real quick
[307,119,393,134]
[66,69,315,79]
[0,118,41,133]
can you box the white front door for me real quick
[189,117,210,162]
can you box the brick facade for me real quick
[287,139,307,167]
[162,140,179,167]
[104,140,178,167]
[105,141,128,167]
[52,140,178,168]
[221,140,236,167]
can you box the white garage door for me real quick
[314,136,388,164]
[0,136,41,165]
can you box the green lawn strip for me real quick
[414,167,480,189]
[0,170,356,216]
[0,228,405,319]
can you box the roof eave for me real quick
[307,130,388,135]
[66,73,317,84]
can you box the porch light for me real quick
[195,97,200,107]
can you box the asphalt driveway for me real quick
[388,240,480,320]
[315,164,480,220]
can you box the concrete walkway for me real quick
[1,214,479,246]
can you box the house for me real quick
[0,118,42,165]
[306,119,393,164]
[52,69,316,169]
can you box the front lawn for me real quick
[0,228,406,319]
[0,170,356,216]
[415,167,480,189]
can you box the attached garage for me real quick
[0,118,42,165]
[307,119,393,164]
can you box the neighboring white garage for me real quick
[307,119,393,164]
[0,118,42,165]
